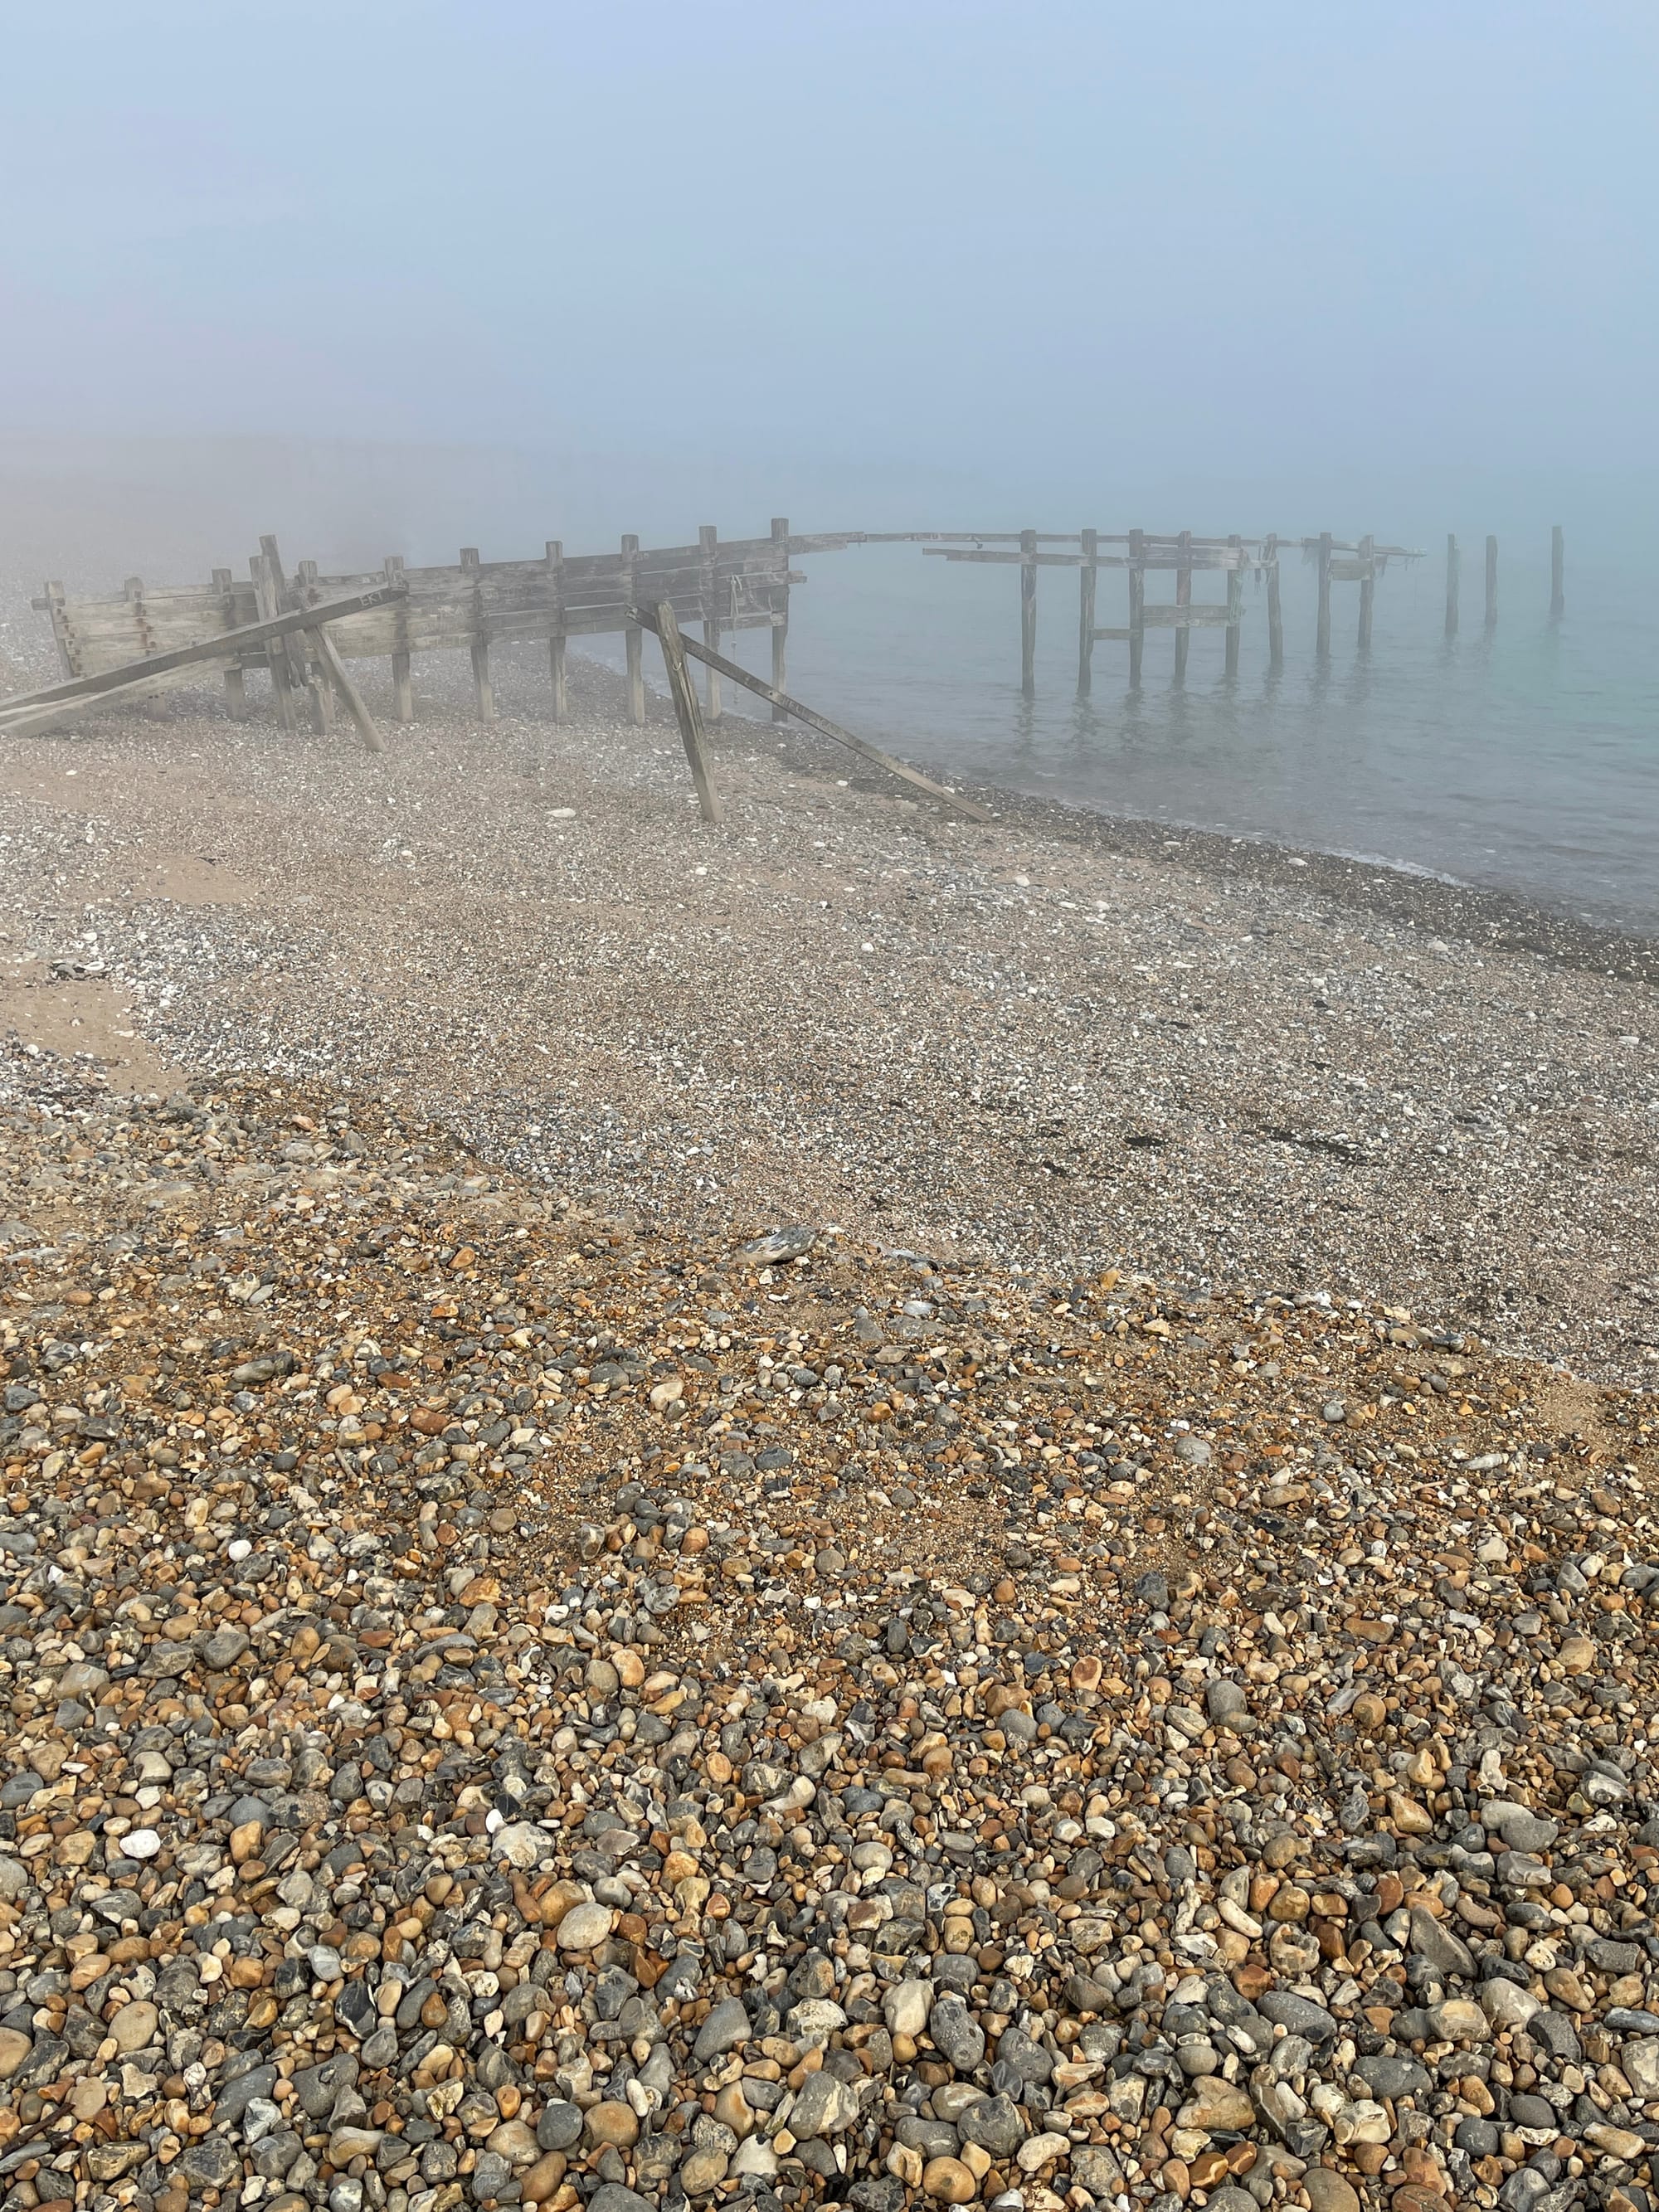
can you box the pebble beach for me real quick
[0,636,1657,2212]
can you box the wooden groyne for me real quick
[32,526,802,732]
[27,521,1567,735]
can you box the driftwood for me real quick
[629,605,991,824]
[0,583,406,741]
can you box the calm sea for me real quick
[658,533,1659,934]
[7,440,1654,930]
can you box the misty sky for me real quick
[3,1,1656,493]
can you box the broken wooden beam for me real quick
[654,601,721,824]
[627,605,991,824]
[310,626,386,756]
[0,582,406,740]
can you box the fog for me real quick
[3,1,1656,577]
[4,2,1657,926]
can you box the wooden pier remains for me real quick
[22,518,1569,759]
[15,522,995,824]
[32,526,802,728]
[922,529,1419,690]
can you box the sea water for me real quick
[689,536,1659,934]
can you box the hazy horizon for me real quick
[5,2,1656,930]
[4,2,1656,510]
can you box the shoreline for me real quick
[0,640,1654,1388]
[703,698,1659,985]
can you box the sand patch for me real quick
[142,854,255,906]
[1534,1376,1613,1450]
[0,962,181,1092]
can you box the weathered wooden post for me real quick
[41,581,75,678]
[1128,528,1146,688]
[212,568,247,719]
[771,518,790,720]
[296,559,334,735]
[655,600,722,824]
[251,551,298,734]
[123,576,157,660]
[1078,528,1097,698]
[460,548,496,721]
[383,556,413,720]
[1224,534,1243,678]
[1550,524,1564,620]
[1019,528,1038,698]
[1444,534,1460,638]
[698,525,722,717]
[1172,530,1193,683]
[1264,534,1283,668]
[259,536,308,703]
[1357,534,1375,651]
[620,535,645,724]
[544,542,567,722]
[1485,535,1498,630]
[1316,532,1333,656]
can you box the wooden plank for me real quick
[2,579,405,717]
[0,582,406,738]
[1140,603,1236,630]
[1357,534,1375,651]
[1485,533,1498,629]
[698,525,721,717]
[1128,528,1145,688]
[1316,531,1332,657]
[1078,527,1097,698]
[1092,626,1133,642]
[312,627,385,756]
[631,605,991,822]
[460,548,497,722]
[770,518,789,721]
[1551,524,1564,621]
[654,600,721,823]
[1225,533,1243,678]
[1173,530,1193,683]
[546,541,567,722]
[1444,533,1460,639]
[786,530,1035,552]
[1020,528,1037,699]
[1326,559,1367,583]
[921,545,1240,571]
[1265,533,1283,668]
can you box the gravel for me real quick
[0,1057,1653,2212]
[0,607,1657,2211]
[0,627,1653,1386]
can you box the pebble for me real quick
[0,1066,1653,2212]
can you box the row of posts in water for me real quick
[1445,525,1566,636]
